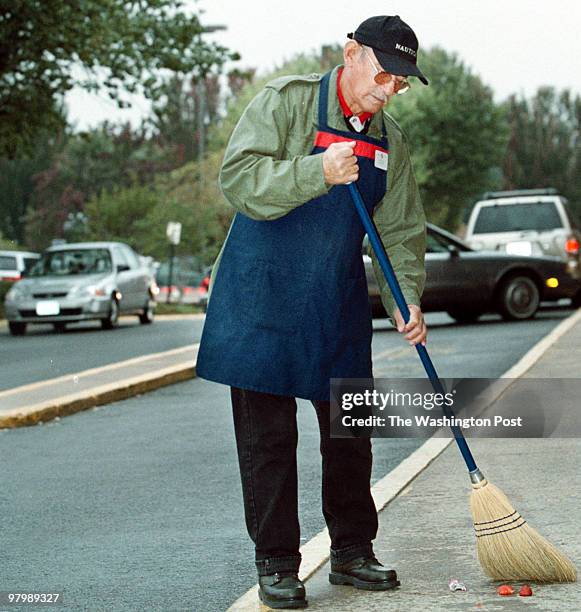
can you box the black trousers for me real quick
[230,387,378,576]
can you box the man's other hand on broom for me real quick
[393,304,427,346]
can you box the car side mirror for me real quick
[447,245,460,257]
[116,264,130,273]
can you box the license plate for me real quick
[505,241,533,256]
[36,300,60,316]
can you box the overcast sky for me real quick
[66,0,581,130]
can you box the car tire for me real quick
[497,274,540,320]
[8,322,27,336]
[447,310,482,324]
[53,322,67,333]
[101,297,120,330]
[139,299,155,325]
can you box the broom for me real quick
[348,182,577,583]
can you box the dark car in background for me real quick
[4,242,157,335]
[365,224,580,322]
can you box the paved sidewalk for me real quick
[300,314,581,610]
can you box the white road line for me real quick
[154,313,206,321]
[226,308,581,611]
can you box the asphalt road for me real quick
[0,308,573,611]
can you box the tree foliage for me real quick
[83,152,231,262]
[0,0,238,157]
[502,88,581,216]
[0,126,65,245]
[388,47,509,230]
[149,73,222,165]
[22,123,175,249]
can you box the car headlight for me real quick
[69,285,107,298]
[5,286,25,301]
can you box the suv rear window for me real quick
[473,201,563,234]
[0,255,17,270]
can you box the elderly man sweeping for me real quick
[197,15,429,609]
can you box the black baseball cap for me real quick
[348,15,428,85]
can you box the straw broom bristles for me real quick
[470,478,577,583]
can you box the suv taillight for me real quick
[565,237,580,255]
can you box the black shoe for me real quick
[329,556,400,591]
[258,572,308,609]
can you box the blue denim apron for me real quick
[196,71,389,400]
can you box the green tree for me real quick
[388,47,509,230]
[22,124,172,249]
[0,125,65,245]
[145,152,232,263]
[82,152,230,263]
[149,73,223,166]
[84,181,161,250]
[0,230,21,250]
[502,88,581,216]
[0,0,237,157]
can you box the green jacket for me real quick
[212,65,426,318]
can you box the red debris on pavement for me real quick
[519,584,533,597]
[496,584,515,596]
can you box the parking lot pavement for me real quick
[229,309,581,611]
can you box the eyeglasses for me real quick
[361,46,411,95]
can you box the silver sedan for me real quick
[4,242,158,335]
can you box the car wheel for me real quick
[446,310,482,324]
[8,322,27,336]
[139,299,155,325]
[497,275,540,320]
[53,322,67,333]
[101,297,120,330]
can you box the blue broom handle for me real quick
[348,183,478,473]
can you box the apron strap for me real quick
[317,71,332,131]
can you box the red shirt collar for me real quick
[337,67,372,123]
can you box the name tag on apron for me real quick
[375,150,388,171]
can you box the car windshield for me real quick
[473,201,563,234]
[29,249,113,276]
[0,255,17,270]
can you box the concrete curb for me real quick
[226,308,581,611]
[0,365,196,429]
